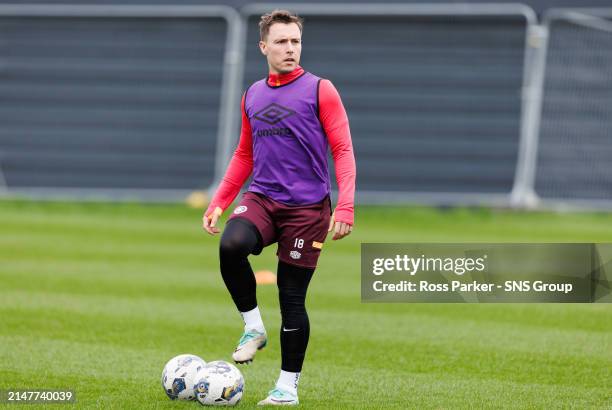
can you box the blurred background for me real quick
[0,0,611,210]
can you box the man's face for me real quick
[259,22,302,74]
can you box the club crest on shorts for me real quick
[289,250,301,260]
[233,205,247,215]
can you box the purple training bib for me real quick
[244,71,330,205]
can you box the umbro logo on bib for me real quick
[254,103,295,125]
[289,251,301,260]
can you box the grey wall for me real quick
[1,4,611,207]
[0,16,226,191]
[243,14,528,196]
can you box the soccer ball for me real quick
[193,360,244,406]
[161,354,206,400]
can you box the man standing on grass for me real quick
[203,9,356,406]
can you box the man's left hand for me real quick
[328,212,353,240]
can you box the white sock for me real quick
[276,370,299,396]
[240,306,265,333]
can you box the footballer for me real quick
[203,9,356,406]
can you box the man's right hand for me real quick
[203,206,224,235]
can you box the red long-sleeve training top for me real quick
[206,65,356,225]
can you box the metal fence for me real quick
[535,9,612,209]
[511,8,612,209]
[0,3,611,210]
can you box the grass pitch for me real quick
[0,200,610,409]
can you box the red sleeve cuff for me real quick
[334,209,354,226]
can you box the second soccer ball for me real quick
[194,360,244,406]
[161,354,206,401]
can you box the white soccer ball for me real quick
[193,360,244,406]
[161,354,206,401]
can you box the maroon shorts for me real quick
[227,191,332,269]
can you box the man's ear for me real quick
[258,40,267,56]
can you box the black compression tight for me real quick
[219,218,261,312]
[219,219,315,373]
[277,260,314,373]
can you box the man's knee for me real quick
[219,219,261,259]
[219,234,251,259]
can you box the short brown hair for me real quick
[259,9,303,41]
